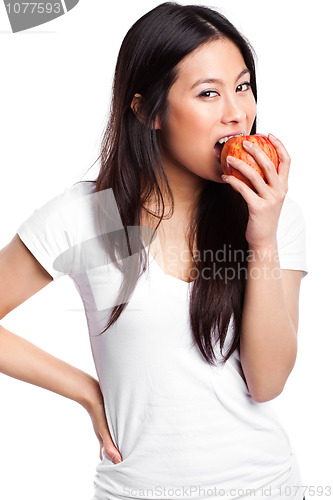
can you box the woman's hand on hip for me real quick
[81,377,123,463]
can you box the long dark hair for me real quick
[87,2,257,365]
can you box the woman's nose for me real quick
[220,95,246,124]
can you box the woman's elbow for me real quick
[250,382,286,403]
[243,352,297,403]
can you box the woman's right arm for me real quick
[0,234,122,463]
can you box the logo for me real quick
[3,0,80,33]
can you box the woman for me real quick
[0,3,308,499]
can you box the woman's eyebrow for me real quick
[191,68,250,89]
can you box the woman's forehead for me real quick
[173,39,247,88]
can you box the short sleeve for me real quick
[276,195,308,279]
[16,185,80,281]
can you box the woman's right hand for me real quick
[82,378,123,463]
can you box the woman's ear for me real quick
[131,93,145,123]
[131,93,161,130]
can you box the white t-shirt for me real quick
[17,181,308,500]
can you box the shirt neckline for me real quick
[144,245,194,287]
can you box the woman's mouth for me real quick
[214,141,224,162]
[214,132,245,162]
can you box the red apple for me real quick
[220,134,279,189]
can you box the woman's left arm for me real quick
[240,249,302,403]
[221,134,302,403]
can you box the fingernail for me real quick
[226,155,235,163]
[113,455,122,464]
[243,140,253,148]
[268,133,276,140]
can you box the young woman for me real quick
[0,3,308,499]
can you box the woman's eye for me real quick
[237,82,252,92]
[199,82,251,99]
[199,90,219,98]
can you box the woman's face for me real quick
[157,38,257,184]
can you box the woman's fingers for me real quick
[86,397,123,464]
[267,133,290,183]
[95,402,123,463]
[102,431,123,464]
[222,168,261,208]
[242,140,278,187]
[224,155,270,199]
[101,445,123,463]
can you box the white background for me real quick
[0,0,332,499]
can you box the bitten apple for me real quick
[220,134,279,189]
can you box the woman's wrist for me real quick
[78,372,103,412]
[246,238,281,280]
[247,236,278,254]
